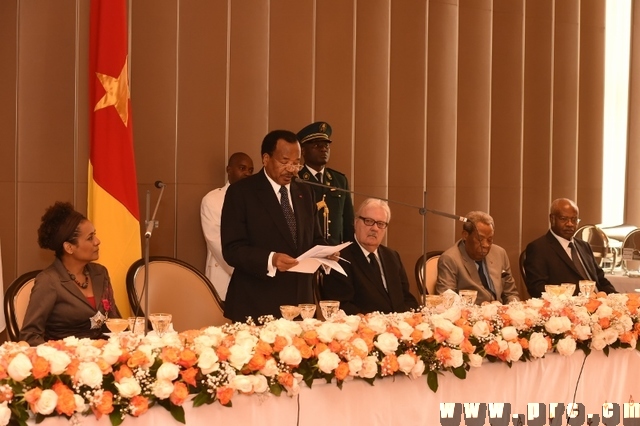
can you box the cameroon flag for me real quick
[88,0,140,317]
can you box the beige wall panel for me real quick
[627,0,640,224]
[176,184,211,272]
[388,0,427,298]
[521,0,554,246]
[228,1,269,151]
[550,0,580,199]
[490,0,524,291]
[353,0,390,201]
[456,0,492,214]
[269,0,314,130]
[426,0,458,250]
[17,0,77,184]
[577,0,605,223]
[177,0,229,185]
[314,0,355,177]
[0,183,17,287]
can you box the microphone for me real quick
[154,180,165,188]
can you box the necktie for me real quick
[315,172,322,183]
[568,241,589,280]
[279,186,297,245]
[476,260,496,299]
[368,253,386,292]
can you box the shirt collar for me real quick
[550,228,572,250]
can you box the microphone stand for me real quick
[142,183,165,333]
[294,177,467,305]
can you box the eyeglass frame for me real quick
[357,216,389,229]
[276,160,303,172]
[553,215,581,224]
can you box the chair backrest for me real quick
[126,256,228,331]
[573,224,611,268]
[414,251,444,299]
[621,229,640,273]
[4,270,40,341]
[519,250,526,283]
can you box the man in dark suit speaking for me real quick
[321,198,419,315]
[221,130,329,322]
[524,198,617,298]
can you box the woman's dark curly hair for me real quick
[37,202,86,258]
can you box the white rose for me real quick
[272,319,302,339]
[472,321,491,339]
[75,345,101,362]
[446,349,464,368]
[348,358,363,376]
[595,304,613,319]
[258,328,278,344]
[350,338,369,356]
[279,345,302,366]
[7,353,33,381]
[615,315,633,333]
[526,298,544,309]
[343,315,362,331]
[468,353,483,368]
[366,316,388,333]
[34,389,57,415]
[284,373,303,397]
[317,350,340,374]
[235,330,258,348]
[161,333,182,348]
[230,375,253,393]
[480,303,498,319]
[197,348,220,375]
[202,326,226,346]
[0,402,11,426]
[524,307,541,324]
[431,317,454,334]
[76,362,103,388]
[136,345,155,368]
[410,360,425,379]
[573,325,592,341]
[250,374,269,393]
[397,354,416,374]
[358,356,379,379]
[316,322,339,343]
[259,358,279,377]
[36,346,71,375]
[528,333,548,358]
[545,317,572,334]
[156,362,180,381]
[228,344,253,370]
[440,306,462,323]
[447,326,465,346]
[603,328,619,345]
[507,341,523,362]
[100,342,122,365]
[115,376,141,398]
[374,332,399,355]
[74,394,87,413]
[501,326,518,342]
[591,333,607,351]
[62,336,80,347]
[573,306,590,324]
[415,323,433,340]
[556,337,577,356]
[397,321,415,340]
[192,335,216,354]
[152,380,174,399]
[506,307,526,328]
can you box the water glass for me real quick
[298,304,317,319]
[579,280,596,297]
[148,313,172,337]
[280,305,301,320]
[458,289,478,306]
[319,300,340,321]
[128,316,146,335]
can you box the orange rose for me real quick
[328,340,342,353]
[180,367,198,387]
[0,365,7,380]
[170,382,189,406]
[484,341,507,361]
[585,298,602,313]
[302,330,319,346]
[380,354,399,376]
[92,391,114,419]
[277,372,294,388]
[114,365,134,383]
[313,343,329,357]
[127,350,149,369]
[499,313,512,326]
[216,386,234,406]
[334,362,350,381]
[31,356,50,380]
[96,358,112,375]
[24,387,42,405]
[519,337,529,349]
[293,338,313,359]
[460,338,476,354]
[160,347,180,364]
[386,326,402,339]
[620,331,635,344]
[52,381,76,416]
[255,340,273,356]
[246,352,267,372]
[65,359,80,378]
[410,329,423,344]
[433,327,451,343]
[216,346,231,362]
[130,395,149,417]
[178,349,198,368]
[0,385,13,403]
[272,336,288,353]
[599,317,611,329]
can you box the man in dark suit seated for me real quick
[321,198,419,315]
[524,198,617,298]
[221,130,329,322]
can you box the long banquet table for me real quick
[33,349,640,426]
[608,272,640,293]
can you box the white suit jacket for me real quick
[201,182,233,300]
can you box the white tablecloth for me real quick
[33,349,640,426]
[607,273,640,293]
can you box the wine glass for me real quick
[279,305,301,320]
[319,300,340,321]
[148,313,172,337]
[298,304,316,319]
[458,289,477,306]
[128,316,146,335]
[545,285,565,297]
[424,295,444,313]
[579,280,596,297]
[105,318,129,336]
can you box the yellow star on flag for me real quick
[94,57,130,126]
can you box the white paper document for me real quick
[288,241,352,276]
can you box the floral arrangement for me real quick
[0,292,639,425]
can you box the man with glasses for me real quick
[321,198,419,314]
[221,130,330,322]
[524,198,616,297]
[436,211,520,305]
[296,122,354,245]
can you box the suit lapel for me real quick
[574,239,597,281]
[256,171,298,251]
[546,232,582,276]
[378,247,399,305]
[291,182,307,250]
[53,259,96,310]
[484,250,500,296]
[352,246,390,301]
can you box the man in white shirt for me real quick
[200,152,253,300]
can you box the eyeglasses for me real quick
[555,216,581,224]
[277,161,303,172]
[358,216,388,229]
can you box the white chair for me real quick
[4,270,40,341]
[621,229,640,274]
[414,251,443,303]
[573,224,616,272]
[126,257,228,331]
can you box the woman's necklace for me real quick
[67,267,90,289]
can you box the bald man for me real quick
[201,152,254,300]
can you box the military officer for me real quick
[297,121,355,245]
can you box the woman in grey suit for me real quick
[20,202,121,345]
